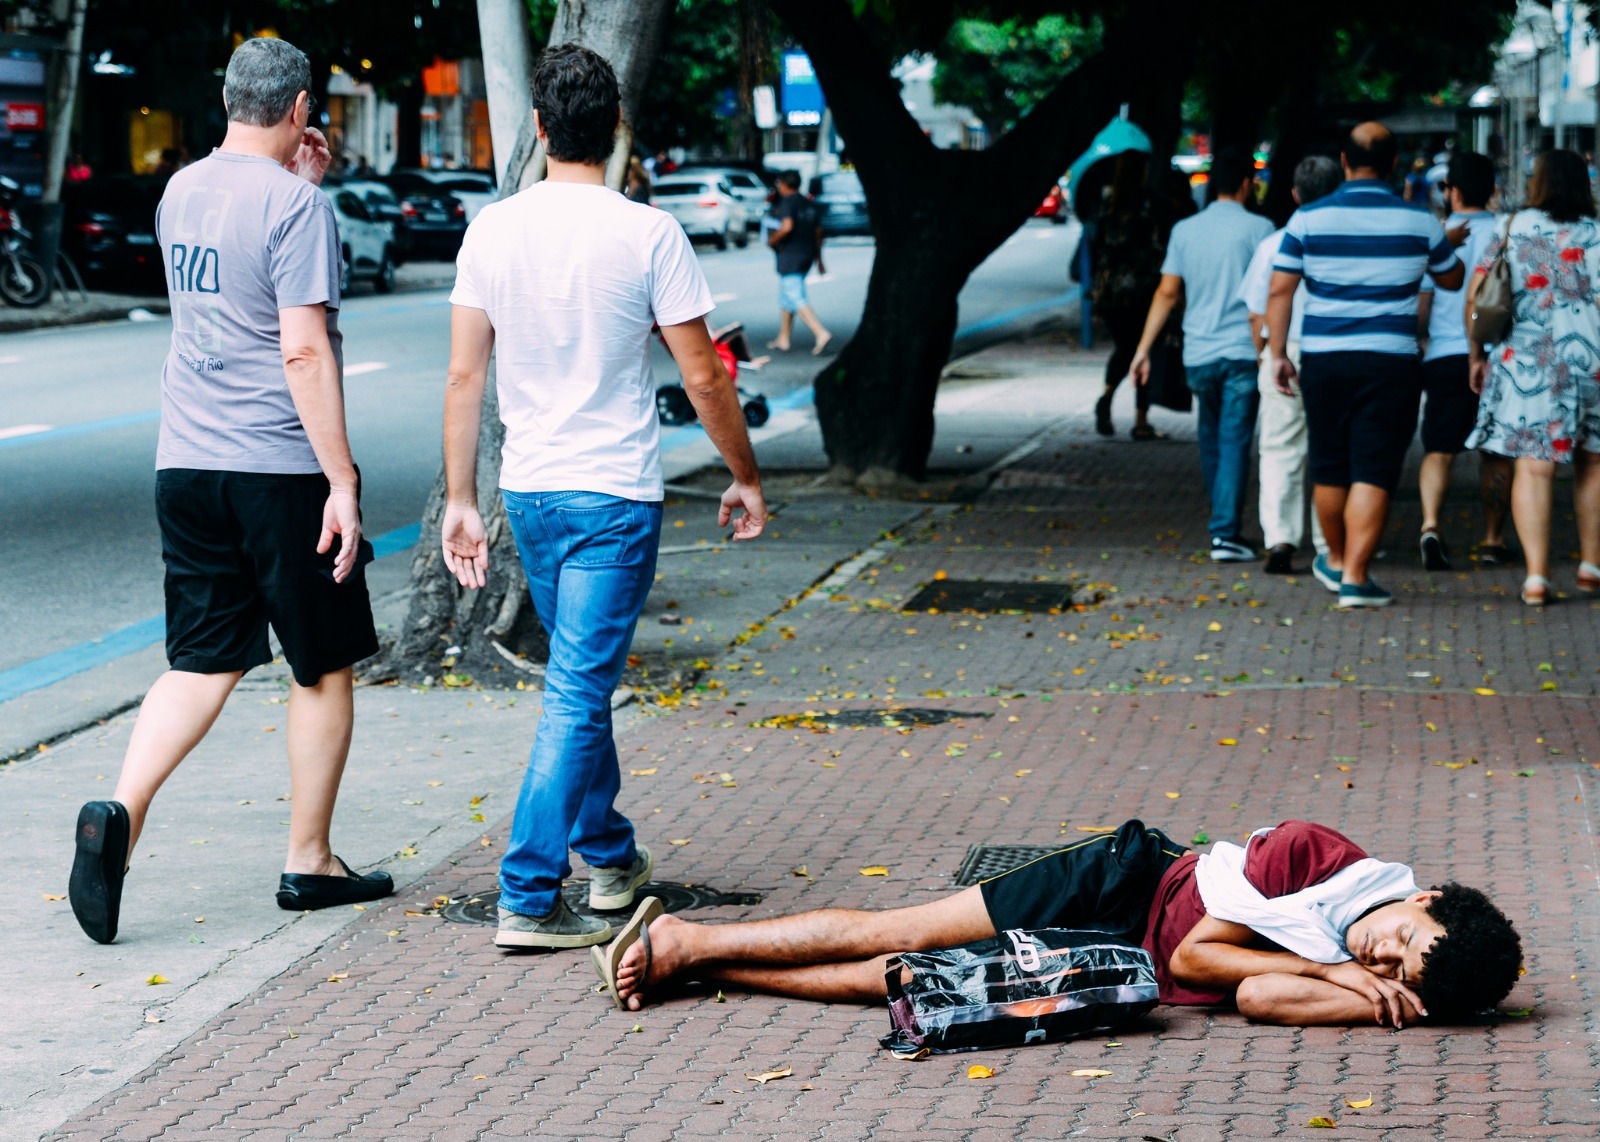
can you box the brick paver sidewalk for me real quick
[44,343,1600,1140]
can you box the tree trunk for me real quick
[776,0,1163,483]
[38,0,88,302]
[476,0,533,188]
[384,0,675,684]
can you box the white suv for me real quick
[322,187,397,294]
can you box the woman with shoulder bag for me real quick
[1467,149,1600,605]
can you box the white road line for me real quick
[344,361,389,376]
[0,424,52,440]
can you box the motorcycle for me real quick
[0,175,51,308]
[656,321,771,429]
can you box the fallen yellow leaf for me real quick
[326,973,348,982]
[669,838,691,846]
[146,974,169,985]
[1425,721,1438,732]
[630,767,658,776]
[1076,824,1116,833]
[745,1065,793,1084]
[1207,621,1222,632]
[1165,791,1181,799]
[1345,1093,1374,1109]
[967,1065,994,1079]
[1015,769,1033,777]
[1307,1117,1337,1128]
[859,866,890,877]
[1070,1068,1113,1078]
[1217,738,1238,746]
[1474,687,1497,696]
[43,893,65,901]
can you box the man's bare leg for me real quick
[1340,482,1390,585]
[1418,452,1453,535]
[113,669,244,858]
[613,886,995,1010]
[769,311,795,351]
[284,667,358,877]
[1479,452,1512,549]
[797,305,831,354]
[1314,484,1347,571]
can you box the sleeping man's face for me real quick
[1344,891,1446,984]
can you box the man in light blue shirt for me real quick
[1133,150,1275,562]
[1268,122,1463,608]
[1414,151,1511,571]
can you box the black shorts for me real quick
[1419,354,1479,454]
[978,820,1189,940]
[1298,351,1423,492]
[156,469,378,687]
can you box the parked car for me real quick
[808,170,871,237]
[60,174,167,292]
[1034,182,1068,223]
[673,165,771,229]
[380,172,468,259]
[386,168,496,222]
[322,186,397,293]
[650,175,750,249]
[325,177,411,262]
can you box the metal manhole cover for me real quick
[439,881,764,925]
[902,580,1072,613]
[953,844,1063,886]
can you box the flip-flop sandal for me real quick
[591,896,664,1010]
[1578,562,1600,594]
[69,800,129,945]
[1521,575,1552,607]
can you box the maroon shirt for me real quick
[1142,821,1371,1005]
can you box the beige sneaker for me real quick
[494,898,612,949]
[588,844,653,911]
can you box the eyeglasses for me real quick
[304,93,317,117]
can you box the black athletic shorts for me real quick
[979,819,1189,940]
[156,469,378,687]
[1419,354,1479,454]
[1298,350,1423,492]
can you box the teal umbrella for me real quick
[1067,118,1153,214]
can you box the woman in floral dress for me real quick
[1468,149,1600,605]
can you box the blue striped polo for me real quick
[1272,178,1458,356]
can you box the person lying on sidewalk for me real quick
[592,819,1521,1028]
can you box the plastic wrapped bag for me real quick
[881,929,1158,1055]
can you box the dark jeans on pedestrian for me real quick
[1186,358,1260,542]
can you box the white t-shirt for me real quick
[450,181,713,499]
[1418,211,1499,361]
[1237,226,1305,345]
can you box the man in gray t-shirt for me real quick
[67,37,391,948]
[1131,150,1275,563]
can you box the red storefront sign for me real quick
[6,103,44,131]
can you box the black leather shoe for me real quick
[277,857,394,911]
[70,800,130,944]
[1263,543,1296,574]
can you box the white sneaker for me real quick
[1209,538,1257,563]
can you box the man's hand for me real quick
[1129,349,1151,388]
[441,502,489,588]
[1469,356,1489,394]
[1314,960,1427,1029]
[1446,219,1471,248]
[286,126,333,185]
[720,481,767,540]
[318,488,362,583]
[1272,354,1299,396]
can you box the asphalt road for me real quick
[0,219,1077,692]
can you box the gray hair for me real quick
[1293,155,1342,205]
[223,37,311,127]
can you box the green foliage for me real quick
[930,14,1099,135]
[631,0,762,153]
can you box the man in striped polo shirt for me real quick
[1267,123,1463,608]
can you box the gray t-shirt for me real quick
[155,151,342,473]
[1160,199,1274,367]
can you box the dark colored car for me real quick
[807,170,871,237]
[61,174,168,292]
[381,171,468,259]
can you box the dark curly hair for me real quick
[1416,883,1522,1020]
[530,43,620,166]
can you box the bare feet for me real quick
[811,332,832,356]
[767,339,791,352]
[614,913,689,1011]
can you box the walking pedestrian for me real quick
[766,170,831,355]
[1239,155,1342,574]
[1089,152,1167,440]
[1416,151,1511,572]
[1132,149,1275,562]
[1466,149,1600,606]
[1268,122,1464,608]
[68,36,391,946]
[439,44,767,950]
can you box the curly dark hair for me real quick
[1416,883,1522,1020]
[530,43,620,166]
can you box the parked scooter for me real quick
[656,321,771,428]
[0,175,50,308]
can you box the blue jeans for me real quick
[1186,358,1261,542]
[498,489,663,916]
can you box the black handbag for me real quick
[1145,329,1191,413]
[881,928,1159,1055]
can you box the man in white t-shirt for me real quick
[1238,156,1342,574]
[439,45,766,950]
